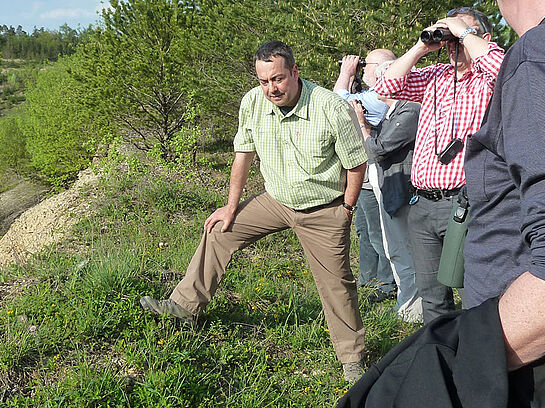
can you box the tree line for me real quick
[0,0,516,188]
[0,24,90,61]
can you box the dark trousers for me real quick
[408,195,456,324]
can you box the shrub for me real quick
[0,110,29,175]
[22,58,106,186]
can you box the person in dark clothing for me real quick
[336,1,545,405]
[464,0,545,371]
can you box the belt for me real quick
[294,196,342,213]
[415,188,461,201]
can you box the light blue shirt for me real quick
[335,88,388,126]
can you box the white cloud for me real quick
[40,8,95,20]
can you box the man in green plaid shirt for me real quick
[141,41,368,382]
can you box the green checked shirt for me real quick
[234,78,368,210]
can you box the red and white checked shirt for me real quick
[375,42,504,190]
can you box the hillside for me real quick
[0,168,98,268]
[0,174,49,236]
[0,153,419,406]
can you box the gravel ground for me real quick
[0,168,98,269]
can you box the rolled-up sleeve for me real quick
[335,88,387,126]
[472,42,505,91]
[375,65,442,103]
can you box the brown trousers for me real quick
[170,192,365,363]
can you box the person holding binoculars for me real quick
[334,49,399,304]
[375,8,504,324]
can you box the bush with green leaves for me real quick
[72,0,202,161]
[0,110,29,176]
[1,0,513,186]
[80,0,513,147]
[21,58,108,186]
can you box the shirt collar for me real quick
[385,100,398,120]
[268,79,310,120]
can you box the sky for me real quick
[1,0,112,33]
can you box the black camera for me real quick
[438,138,463,164]
[420,28,457,43]
[355,99,368,115]
[337,59,366,68]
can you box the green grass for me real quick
[0,157,420,407]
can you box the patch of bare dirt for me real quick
[0,177,49,236]
[0,168,99,269]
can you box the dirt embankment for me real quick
[0,177,49,236]
[0,168,99,269]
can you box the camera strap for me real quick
[433,42,459,157]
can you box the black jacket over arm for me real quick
[336,297,545,408]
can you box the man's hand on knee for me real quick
[204,205,236,233]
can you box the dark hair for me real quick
[448,7,493,35]
[253,41,296,70]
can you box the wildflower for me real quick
[266,354,271,360]
[7,310,13,315]
[303,270,309,275]
[158,338,165,346]
[252,306,257,310]
[53,354,60,361]
[304,386,311,393]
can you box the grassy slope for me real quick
[0,152,420,407]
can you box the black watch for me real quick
[342,202,357,214]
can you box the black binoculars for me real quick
[420,28,457,43]
[337,59,367,68]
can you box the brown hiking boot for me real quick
[140,296,193,322]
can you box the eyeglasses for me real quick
[447,7,488,34]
